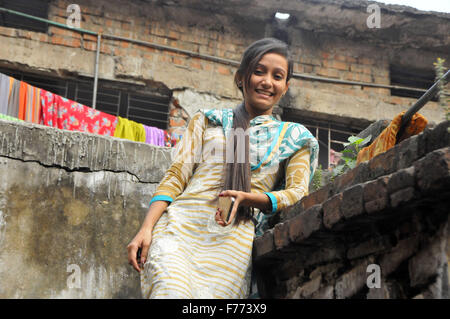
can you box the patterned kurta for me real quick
[140,108,319,298]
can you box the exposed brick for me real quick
[0,26,16,37]
[323,193,343,229]
[301,184,331,210]
[273,222,290,250]
[311,285,334,299]
[396,135,419,169]
[379,237,419,277]
[352,161,370,185]
[316,67,339,78]
[387,166,415,194]
[425,120,449,153]
[335,257,374,299]
[347,235,392,259]
[367,145,397,179]
[51,35,81,48]
[350,64,364,73]
[253,229,274,258]
[169,107,181,117]
[408,231,447,287]
[414,147,450,193]
[341,184,364,219]
[217,65,231,76]
[292,275,322,298]
[279,199,305,222]
[169,118,187,127]
[363,175,389,214]
[390,187,415,208]
[332,166,357,194]
[288,204,322,243]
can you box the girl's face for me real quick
[242,52,290,117]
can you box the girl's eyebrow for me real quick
[256,63,287,74]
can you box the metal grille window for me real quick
[297,118,361,170]
[0,68,170,129]
[390,64,437,101]
[0,0,49,33]
[128,94,171,129]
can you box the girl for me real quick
[127,38,319,298]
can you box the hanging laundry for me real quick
[0,73,10,115]
[357,110,428,164]
[113,116,146,142]
[143,125,166,147]
[24,85,41,124]
[170,132,182,147]
[40,89,118,136]
[163,130,172,147]
[7,78,20,118]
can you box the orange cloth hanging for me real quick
[18,81,28,120]
[356,111,428,164]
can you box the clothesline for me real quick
[0,72,182,147]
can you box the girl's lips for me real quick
[255,89,274,99]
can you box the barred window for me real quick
[0,0,49,33]
[0,68,170,129]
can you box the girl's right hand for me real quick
[127,228,152,272]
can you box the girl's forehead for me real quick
[256,53,288,70]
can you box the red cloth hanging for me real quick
[40,89,117,136]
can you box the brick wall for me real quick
[253,121,450,298]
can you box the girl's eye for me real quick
[254,69,264,75]
[274,75,283,80]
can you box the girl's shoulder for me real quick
[198,108,234,129]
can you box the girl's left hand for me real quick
[214,190,248,227]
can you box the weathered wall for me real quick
[0,118,172,298]
[0,120,448,299]
[0,0,449,131]
[253,121,450,299]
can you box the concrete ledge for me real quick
[0,119,173,183]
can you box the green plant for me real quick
[311,164,323,192]
[433,57,450,132]
[332,134,372,177]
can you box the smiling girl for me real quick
[127,38,319,298]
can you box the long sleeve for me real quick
[150,111,207,205]
[264,146,310,213]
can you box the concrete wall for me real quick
[0,0,449,133]
[0,118,172,298]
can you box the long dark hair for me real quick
[224,38,293,225]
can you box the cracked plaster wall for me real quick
[0,119,172,298]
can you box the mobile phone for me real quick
[218,196,235,223]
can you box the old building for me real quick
[1,0,449,167]
[0,0,448,298]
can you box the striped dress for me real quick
[140,108,319,298]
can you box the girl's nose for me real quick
[261,77,272,88]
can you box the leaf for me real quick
[348,136,362,144]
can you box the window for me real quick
[282,109,365,170]
[0,68,171,129]
[0,0,49,33]
[390,64,437,101]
